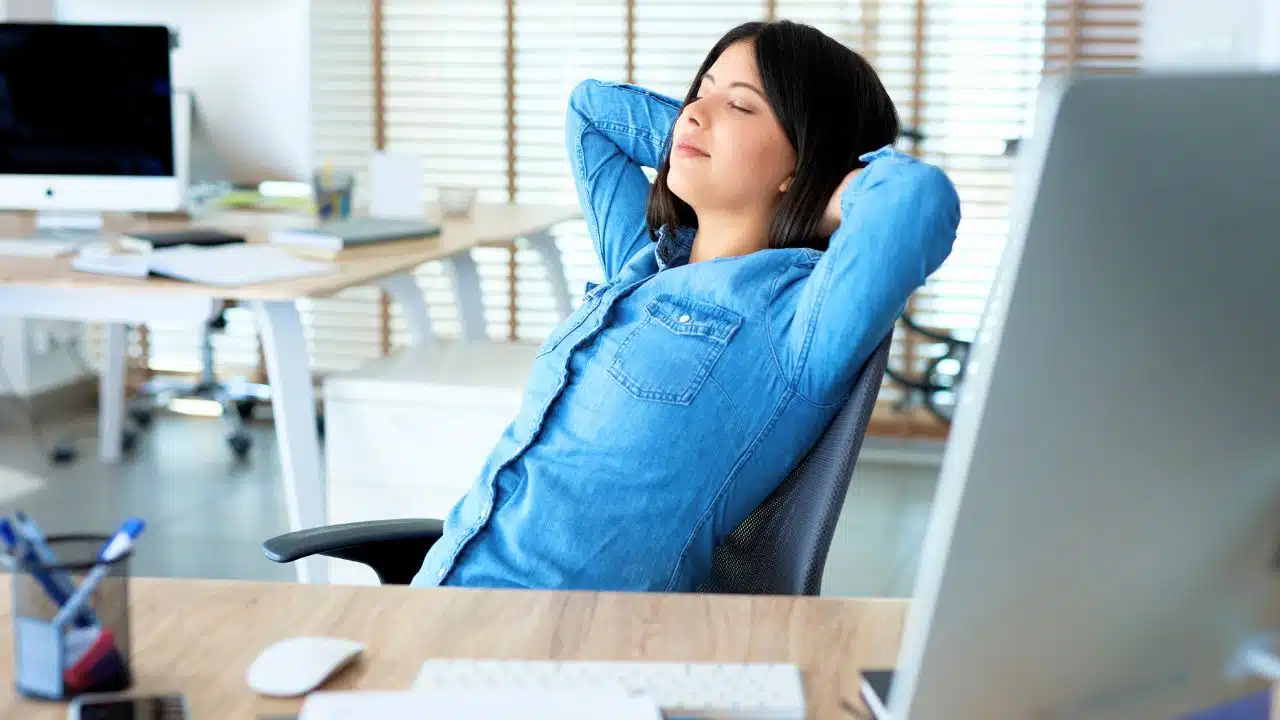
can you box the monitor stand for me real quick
[30,210,106,239]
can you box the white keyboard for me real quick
[413,659,806,719]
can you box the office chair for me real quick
[129,300,268,459]
[262,335,892,595]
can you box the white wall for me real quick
[1262,0,1280,66]
[1143,0,1279,65]
[56,0,312,185]
[0,0,54,20]
[0,318,88,397]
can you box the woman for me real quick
[411,20,960,591]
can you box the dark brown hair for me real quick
[645,20,900,251]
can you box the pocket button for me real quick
[678,314,691,324]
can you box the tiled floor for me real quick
[0,410,940,596]
[0,411,295,583]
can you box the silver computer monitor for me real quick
[0,22,181,217]
[871,71,1280,719]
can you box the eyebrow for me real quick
[701,72,766,100]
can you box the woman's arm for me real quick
[775,147,961,405]
[566,80,682,281]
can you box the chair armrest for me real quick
[262,518,444,585]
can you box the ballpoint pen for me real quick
[1,516,83,618]
[52,518,146,628]
[10,512,96,627]
[0,517,21,567]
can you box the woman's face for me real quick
[667,40,797,216]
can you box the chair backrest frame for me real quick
[698,334,894,596]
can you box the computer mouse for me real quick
[246,636,366,697]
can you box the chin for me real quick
[666,167,701,209]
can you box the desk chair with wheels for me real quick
[130,300,269,459]
[263,335,892,595]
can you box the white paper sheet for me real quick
[298,690,663,720]
[368,151,427,219]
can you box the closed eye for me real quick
[729,102,753,114]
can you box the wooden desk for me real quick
[0,204,578,302]
[0,204,578,583]
[0,578,908,720]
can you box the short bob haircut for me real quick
[645,20,900,252]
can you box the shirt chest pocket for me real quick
[608,295,743,406]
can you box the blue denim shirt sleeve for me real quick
[566,80,682,280]
[778,147,961,405]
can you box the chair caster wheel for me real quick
[235,399,258,421]
[50,443,77,465]
[228,433,252,458]
[128,407,153,428]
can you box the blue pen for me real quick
[2,516,84,618]
[0,517,22,562]
[51,518,145,628]
[10,512,97,627]
[13,512,78,592]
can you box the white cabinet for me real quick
[322,341,537,584]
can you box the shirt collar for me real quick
[654,226,695,270]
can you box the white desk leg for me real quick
[446,252,489,342]
[376,273,434,346]
[528,230,573,320]
[97,323,128,463]
[251,300,325,585]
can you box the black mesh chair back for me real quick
[698,334,892,596]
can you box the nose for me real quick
[683,99,706,129]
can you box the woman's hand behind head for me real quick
[818,168,862,239]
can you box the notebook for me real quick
[269,217,440,258]
[117,228,245,253]
[71,244,337,286]
[0,237,86,258]
[149,244,337,285]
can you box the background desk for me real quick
[0,578,907,720]
[0,204,579,583]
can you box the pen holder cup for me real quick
[312,169,355,220]
[10,534,133,701]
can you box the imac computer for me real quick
[862,71,1280,719]
[0,22,181,229]
[56,0,313,187]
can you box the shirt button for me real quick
[436,568,446,579]
[678,314,691,324]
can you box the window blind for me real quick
[128,0,1140,439]
[507,1,627,342]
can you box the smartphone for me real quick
[67,692,189,720]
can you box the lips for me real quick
[674,139,710,158]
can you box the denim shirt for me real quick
[410,80,960,591]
